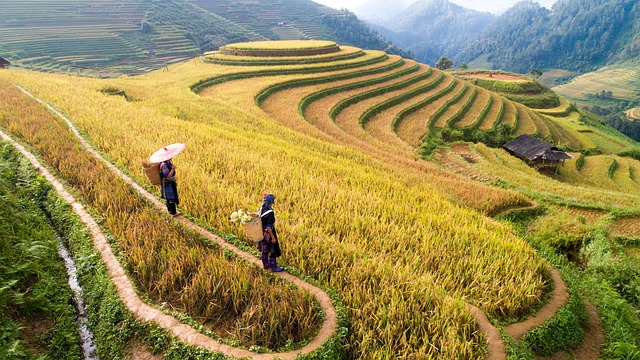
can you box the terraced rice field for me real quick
[0,0,261,76]
[553,67,639,101]
[4,40,639,359]
[610,216,640,239]
[444,143,640,210]
[558,155,640,194]
[627,107,640,120]
[0,41,555,358]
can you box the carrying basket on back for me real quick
[142,162,161,185]
[242,216,263,242]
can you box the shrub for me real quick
[575,154,586,172]
[608,159,619,178]
[520,289,588,356]
[528,210,591,258]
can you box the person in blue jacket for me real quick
[160,158,180,216]
[258,193,283,272]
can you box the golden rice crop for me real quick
[0,79,322,350]
[1,60,547,358]
[558,155,640,194]
[533,96,571,115]
[472,143,640,209]
[455,87,492,128]
[526,108,551,139]
[492,97,516,130]
[221,40,337,51]
[610,216,640,238]
[430,82,469,129]
[514,105,538,136]
[381,74,455,146]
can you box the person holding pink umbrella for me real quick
[150,143,185,216]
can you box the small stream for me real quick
[57,242,98,360]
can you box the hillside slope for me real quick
[0,0,403,77]
[1,41,639,358]
[458,0,640,73]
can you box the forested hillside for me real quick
[458,0,640,73]
[364,0,494,67]
[358,0,640,74]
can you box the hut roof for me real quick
[503,134,572,161]
[0,57,10,67]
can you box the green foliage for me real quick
[521,231,640,360]
[418,130,446,158]
[457,0,640,73]
[0,143,82,360]
[320,10,411,59]
[575,153,586,171]
[520,290,589,355]
[435,56,453,70]
[473,78,560,108]
[606,114,640,143]
[582,230,640,308]
[617,148,640,161]
[608,158,619,178]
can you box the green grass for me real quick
[0,143,82,359]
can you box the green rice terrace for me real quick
[0,0,365,77]
[0,0,264,76]
[1,40,640,359]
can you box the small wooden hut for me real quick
[503,134,572,168]
[0,57,11,68]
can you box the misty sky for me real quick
[315,0,558,14]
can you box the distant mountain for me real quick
[356,0,495,67]
[358,0,640,73]
[458,0,640,73]
[354,0,415,24]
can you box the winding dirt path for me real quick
[505,268,568,340]
[7,85,603,360]
[6,86,337,359]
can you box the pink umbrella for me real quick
[149,143,186,163]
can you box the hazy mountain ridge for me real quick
[359,0,495,66]
[459,0,640,73]
[356,0,640,73]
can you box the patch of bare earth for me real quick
[13,311,53,357]
[610,216,640,238]
[125,339,164,360]
[435,143,497,182]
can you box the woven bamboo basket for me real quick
[242,217,263,241]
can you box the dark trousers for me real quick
[166,200,177,215]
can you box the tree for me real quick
[435,56,453,70]
[459,62,468,69]
[530,69,543,78]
